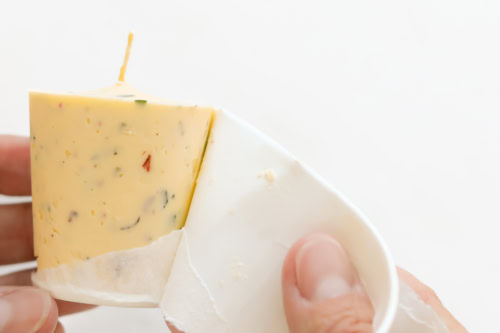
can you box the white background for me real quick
[0,0,498,332]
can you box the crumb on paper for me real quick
[258,168,276,184]
[228,209,236,216]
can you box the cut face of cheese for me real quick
[30,83,213,269]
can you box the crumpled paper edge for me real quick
[390,279,449,333]
[161,230,227,332]
[32,229,182,307]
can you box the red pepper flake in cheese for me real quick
[142,154,152,172]
[58,103,63,109]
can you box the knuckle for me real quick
[307,294,373,333]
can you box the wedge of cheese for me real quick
[30,82,213,269]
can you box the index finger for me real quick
[0,135,31,195]
[0,269,97,316]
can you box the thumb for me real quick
[282,233,374,333]
[0,286,58,333]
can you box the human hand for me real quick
[282,233,468,333]
[0,135,95,333]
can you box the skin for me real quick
[0,136,94,333]
[281,233,468,333]
[0,135,467,333]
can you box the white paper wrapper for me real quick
[389,280,449,333]
[160,110,398,332]
[33,109,448,332]
[32,230,181,307]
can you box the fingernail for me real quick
[295,234,359,301]
[0,288,52,333]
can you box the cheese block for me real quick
[31,105,450,332]
[30,82,213,269]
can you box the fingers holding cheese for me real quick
[0,135,31,196]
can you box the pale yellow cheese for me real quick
[30,83,213,269]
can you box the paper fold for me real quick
[32,230,181,307]
[161,230,227,332]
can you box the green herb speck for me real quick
[163,190,169,208]
[134,99,147,105]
